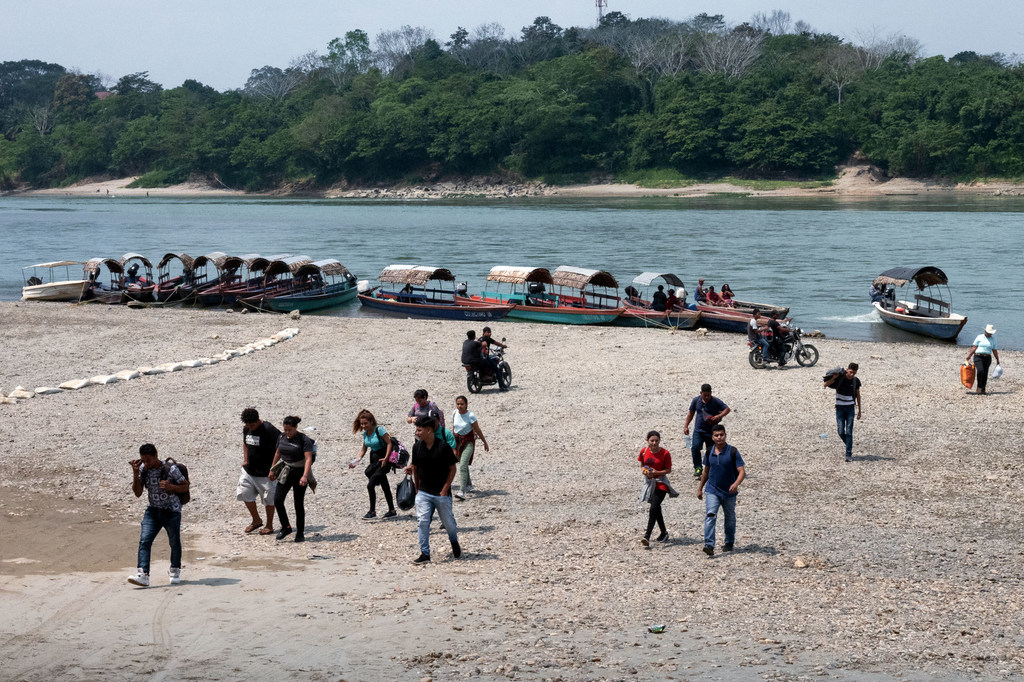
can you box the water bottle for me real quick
[685,434,692,448]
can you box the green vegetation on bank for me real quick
[1,12,1022,191]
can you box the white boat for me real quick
[21,261,90,302]
[871,266,968,341]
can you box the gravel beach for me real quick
[1,301,1021,681]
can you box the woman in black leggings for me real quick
[351,409,396,520]
[639,430,673,547]
[269,415,314,542]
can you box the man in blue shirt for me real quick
[683,383,730,478]
[697,425,745,557]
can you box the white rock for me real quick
[115,369,141,381]
[289,309,301,320]
[180,360,204,368]
[59,379,91,390]
[144,366,168,375]
[35,387,62,395]
[9,388,35,399]
[90,375,119,385]
[0,396,18,404]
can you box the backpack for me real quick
[377,427,410,469]
[161,458,191,505]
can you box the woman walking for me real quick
[638,430,672,547]
[352,409,396,519]
[966,324,1002,395]
[269,416,315,542]
[452,395,488,500]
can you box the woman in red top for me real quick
[639,430,672,546]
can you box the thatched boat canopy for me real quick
[632,272,685,288]
[485,266,553,285]
[298,259,353,278]
[873,266,949,290]
[83,258,124,275]
[240,255,271,273]
[157,253,194,270]
[552,266,619,290]
[378,265,455,285]
[120,253,153,269]
[28,261,82,269]
[265,256,314,278]
[193,252,242,273]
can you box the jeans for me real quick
[974,353,992,394]
[646,487,667,538]
[274,466,307,533]
[835,404,855,457]
[137,506,182,572]
[691,431,713,470]
[415,491,459,556]
[457,441,474,491]
[703,492,736,548]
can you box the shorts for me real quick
[236,469,276,504]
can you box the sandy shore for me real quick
[7,165,1024,200]
[1,302,1022,680]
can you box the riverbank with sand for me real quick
[1,302,1021,680]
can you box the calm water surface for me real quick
[2,195,1022,349]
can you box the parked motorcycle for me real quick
[749,327,819,369]
[465,339,511,393]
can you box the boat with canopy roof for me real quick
[617,272,701,329]
[359,265,513,320]
[21,261,90,302]
[260,259,359,312]
[871,266,967,340]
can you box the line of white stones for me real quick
[0,327,300,404]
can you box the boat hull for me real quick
[21,280,90,302]
[359,294,513,321]
[614,308,701,329]
[266,285,359,312]
[696,307,751,333]
[873,302,967,341]
[457,295,622,325]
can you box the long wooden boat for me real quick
[871,266,967,341]
[21,261,90,302]
[81,257,155,304]
[457,266,623,325]
[359,265,513,321]
[192,253,246,305]
[616,272,701,329]
[154,252,207,302]
[693,305,752,333]
[248,258,358,312]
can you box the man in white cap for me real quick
[966,325,1001,395]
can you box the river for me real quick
[2,195,1021,349]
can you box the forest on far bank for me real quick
[2,11,1023,192]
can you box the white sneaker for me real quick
[454,489,465,501]
[128,569,150,587]
[168,567,181,585]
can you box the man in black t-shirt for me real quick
[410,415,460,564]
[461,330,501,381]
[237,408,282,535]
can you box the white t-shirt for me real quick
[453,410,477,436]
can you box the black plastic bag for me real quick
[396,475,416,511]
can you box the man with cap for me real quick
[966,324,1001,395]
[694,279,707,303]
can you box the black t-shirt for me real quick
[277,432,315,465]
[462,338,483,364]
[243,421,281,477]
[412,436,457,496]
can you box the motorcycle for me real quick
[465,338,512,393]
[749,327,819,369]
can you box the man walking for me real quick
[824,363,862,461]
[238,408,281,535]
[684,383,731,478]
[128,443,190,587]
[697,425,745,557]
[410,415,461,564]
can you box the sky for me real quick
[4,0,1022,91]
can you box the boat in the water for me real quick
[81,257,154,304]
[154,252,206,302]
[261,259,360,312]
[118,253,157,303]
[871,266,968,341]
[21,261,90,302]
[457,266,624,325]
[617,272,701,329]
[691,305,753,333]
[359,265,513,320]
[192,253,246,305]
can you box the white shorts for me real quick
[236,469,276,504]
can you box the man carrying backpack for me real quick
[128,443,189,587]
[696,425,745,558]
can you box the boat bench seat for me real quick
[914,294,949,311]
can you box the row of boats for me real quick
[21,253,359,312]
[22,256,789,332]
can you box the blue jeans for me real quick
[704,492,736,548]
[835,404,855,457]
[138,506,182,572]
[415,491,459,556]
[691,431,713,470]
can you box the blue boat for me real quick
[871,266,968,341]
[263,259,359,312]
[359,265,513,321]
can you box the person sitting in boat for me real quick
[721,284,736,304]
[694,279,707,303]
[125,263,141,286]
[651,285,668,311]
[398,283,415,302]
[706,286,727,306]
[870,283,886,303]
[665,289,683,312]
[624,285,644,307]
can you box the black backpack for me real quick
[161,458,191,505]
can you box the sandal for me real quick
[258,527,275,535]
[245,520,263,534]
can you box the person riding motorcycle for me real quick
[462,330,502,380]
[766,312,792,364]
